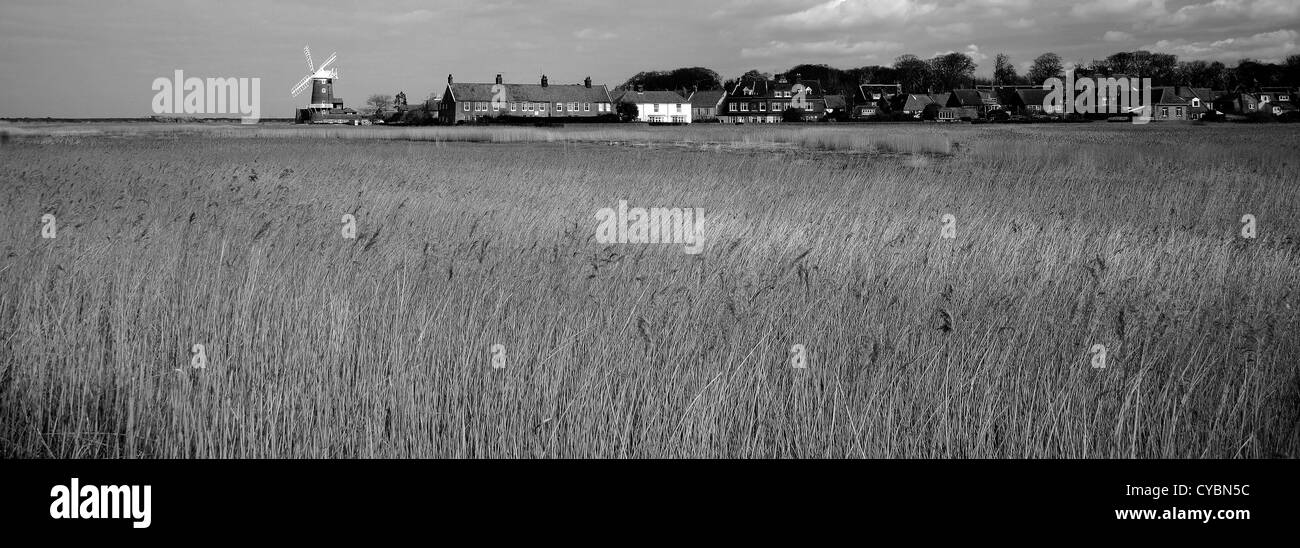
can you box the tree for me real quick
[894,54,931,93]
[921,103,941,121]
[616,102,639,121]
[1287,55,1300,87]
[930,52,977,90]
[1177,60,1219,87]
[723,69,773,90]
[365,94,393,115]
[994,53,1018,85]
[619,67,722,93]
[1027,53,1064,83]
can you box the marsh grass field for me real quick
[1,122,1298,458]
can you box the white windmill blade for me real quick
[318,52,338,72]
[304,45,314,72]
[291,74,313,97]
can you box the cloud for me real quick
[1103,30,1133,41]
[374,9,434,25]
[1154,0,1300,30]
[932,44,988,62]
[741,38,903,59]
[1069,0,1169,20]
[927,22,973,37]
[574,28,617,40]
[1005,18,1036,30]
[762,0,938,30]
[1141,28,1299,62]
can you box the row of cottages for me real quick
[1215,87,1297,116]
[438,74,614,124]
[611,89,691,123]
[717,76,829,123]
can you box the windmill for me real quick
[292,45,340,112]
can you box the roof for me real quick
[1152,87,1190,105]
[687,90,726,108]
[948,89,996,107]
[612,90,687,104]
[858,83,902,100]
[824,95,847,109]
[445,82,612,104]
[1015,89,1052,107]
[728,78,824,98]
[899,94,939,111]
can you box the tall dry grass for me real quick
[1,124,1298,458]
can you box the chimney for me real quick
[495,74,503,85]
[585,76,592,88]
[447,74,453,84]
[541,75,548,87]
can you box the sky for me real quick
[1,0,1297,118]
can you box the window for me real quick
[584,102,590,112]
[569,102,578,111]
[1175,107,1183,117]
[1160,107,1168,117]
[511,103,517,111]
[653,104,659,112]
[676,104,681,112]
[463,103,470,112]
[1282,95,1291,102]
[1191,98,1200,107]
[759,103,766,111]
[556,103,563,111]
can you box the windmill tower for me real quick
[292,45,340,116]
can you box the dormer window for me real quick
[1282,95,1291,102]
[1191,98,1200,107]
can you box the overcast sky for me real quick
[1,0,1297,117]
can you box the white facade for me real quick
[618,91,692,123]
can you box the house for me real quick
[854,83,903,118]
[1269,101,1298,116]
[687,90,726,122]
[1258,87,1294,104]
[612,89,691,123]
[945,89,1001,119]
[824,95,847,118]
[438,74,614,124]
[1151,87,1192,120]
[1010,88,1056,115]
[893,93,941,116]
[1175,87,1223,119]
[1214,91,1262,114]
[718,75,827,123]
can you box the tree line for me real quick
[617,52,1300,100]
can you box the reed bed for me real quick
[1,124,1297,458]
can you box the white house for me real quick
[612,89,691,123]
